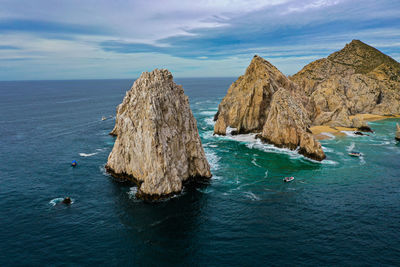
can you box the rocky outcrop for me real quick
[106,69,211,200]
[214,55,325,161]
[291,40,400,130]
[396,123,400,141]
[258,89,325,161]
[214,55,305,135]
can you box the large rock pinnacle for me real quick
[106,69,211,199]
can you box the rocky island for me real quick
[214,40,400,161]
[106,69,211,200]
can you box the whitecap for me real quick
[243,191,260,201]
[204,117,215,126]
[204,148,220,170]
[79,152,98,157]
[251,157,261,167]
[265,171,269,178]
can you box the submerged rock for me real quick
[396,123,400,141]
[106,69,211,200]
[214,55,325,161]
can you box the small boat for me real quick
[71,160,77,167]
[101,116,107,121]
[348,151,362,157]
[283,176,294,182]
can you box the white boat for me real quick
[101,116,107,121]
[283,176,294,182]
[348,151,361,157]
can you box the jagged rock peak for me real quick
[327,39,400,74]
[214,55,300,135]
[214,55,325,161]
[106,69,211,200]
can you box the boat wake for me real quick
[49,197,75,206]
[79,152,98,157]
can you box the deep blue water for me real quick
[0,78,400,266]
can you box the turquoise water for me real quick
[0,78,399,265]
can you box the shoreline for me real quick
[311,113,400,140]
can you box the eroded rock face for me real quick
[106,69,211,199]
[260,89,325,161]
[214,55,301,135]
[214,55,325,161]
[396,123,400,141]
[291,40,400,129]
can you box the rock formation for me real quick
[214,55,326,161]
[106,69,211,200]
[396,123,400,141]
[291,40,400,130]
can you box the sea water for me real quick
[0,78,399,265]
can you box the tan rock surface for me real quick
[214,55,301,135]
[106,69,211,199]
[214,56,325,161]
[291,40,400,129]
[260,89,325,161]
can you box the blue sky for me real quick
[0,0,399,80]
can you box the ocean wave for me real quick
[251,156,261,167]
[204,117,215,126]
[321,146,334,153]
[243,191,261,201]
[127,187,138,199]
[99,165,110,177]
[204,148,220,171]
[200,111,217,116]
[79,152,98,157]
[321,132,336,139]
[341,131,360,137]
[346,142,355,152]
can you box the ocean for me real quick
[0,78,399,266]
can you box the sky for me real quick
[0,0,399,80]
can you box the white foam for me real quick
[127,187,138,199]
[226,126,237,135]
[341,131,358,137]
[265,170,269,178]
[204,117,215,126]
[346,142,355,152]
[79,152,98,157]
[251,157,261,167]
[49,197,75,206]
[204,148,220,171]
[321,146,334,153]
[243,191,261,201]
[321,132,336,139]
[200,111,217,115]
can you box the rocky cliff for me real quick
[291,40,400,128]
[214,55,326,161]
[106,69,211,200]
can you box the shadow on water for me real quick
[109,177,209,265]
